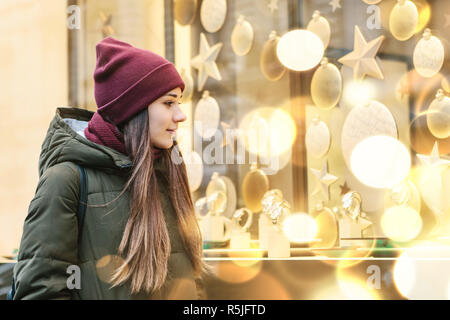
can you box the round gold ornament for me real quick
[389,0,419,41]
[260,31,286,81]
[306,11,331,50]
[242,163,270,213]
[174,0,197,26]
[311,58,342,110]
[362,0,382,4]
[310,202,338,249]
[183,151,203,192]
[179,68,194,103]
[231,15,254,56]
[341,100,398,170]
[427,89,450,139]
[200,0,227,33]
[305,117,331,158]
[194,91,220,139]
[413,29,444,78]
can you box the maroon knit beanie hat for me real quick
[94,37,185,125]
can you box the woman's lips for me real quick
[167,129,176,135]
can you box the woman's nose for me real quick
[173,105,187,123]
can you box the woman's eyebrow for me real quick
[165,93,179,98]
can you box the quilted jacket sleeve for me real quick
[13,162,80,300]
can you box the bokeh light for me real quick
[277,29,324,71]
[282,213,318,243]
[350,136,411,189]
[393,243,450,299]
[381,205,423,242]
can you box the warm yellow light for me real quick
[342,80,376,107]
[416,165,450,218]
[268,108,297,155]
[381,205,422,242]
[240,107,296,159]
[337,276,379,300]
[393,243,450,299]
[276,29,324,71]
[350,136,411,189]
[282,213,318,243]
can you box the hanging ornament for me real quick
[200,0,227,33]
[231,15,254,56]
[305,117,331,158]
[307,11,331,50]
[413,29,445,78]
[179,68,194,103]
[416,142,450,167]
[242,163,270,213]
[341,100,398,170]
[389,0,418,41]
[183,151,203,192]
[260,31,286,81]
[338,25,385,81]
[174,0,197,26]
[362,0,382,4]
[310,161,339,201]
[277,29,324,71]
[194,91,220,139]
[427,90,450,139]
[190,33,223,91]
[310,202,339,249]
[329,0,341,12]
[311,58,342,110]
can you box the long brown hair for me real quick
[96,108,208,294]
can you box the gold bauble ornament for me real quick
[305,117,331,158]
[427,89,450,139]
[362,0,382,4]
[194,91,220,139]
[174,0,197,26]
[306,11,331,50]
[311,58,342,110]
[389,0,418,41]
[310,202,338,249]
[200,0,226,33]
[260,31,286,81]
[242,163,269,213]
[231,15,254,56]
[413,29,444,78]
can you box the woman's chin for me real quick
[153,139,173,150]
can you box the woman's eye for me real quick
[165,101,174,106]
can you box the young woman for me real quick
[12,37,208,299]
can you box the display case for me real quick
[68,0,450,272]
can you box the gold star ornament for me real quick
[329,0,341,12]
[310,161,339,201]
[338,25,385,81]
[417,142,450,167]
[191,33,223,91]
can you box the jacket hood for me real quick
[38,107,132,177]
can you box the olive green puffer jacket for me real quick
[13,107,198,300]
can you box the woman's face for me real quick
[148,87,186,149]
